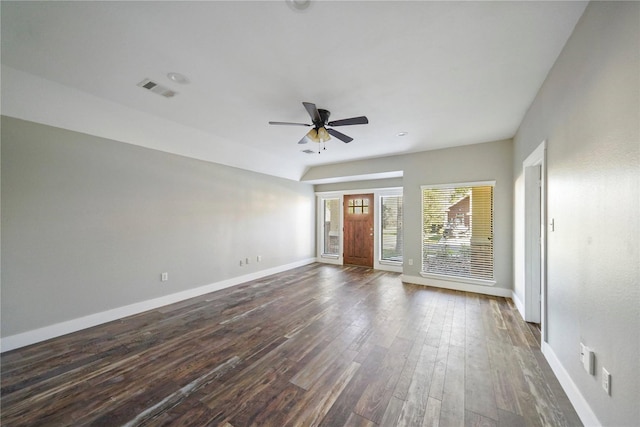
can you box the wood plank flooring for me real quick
[1,264,582,426]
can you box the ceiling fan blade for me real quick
[327,128,354,143]
[327,116,369,127]
[269,121,311,127]
[302,102,321,124]
[297,135,309,144]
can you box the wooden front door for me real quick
[343,194,374,267]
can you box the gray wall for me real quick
[303,156,404,183]
[513,2,639,425]
[402,140,513,288]
[314,177,403,193]
[1,116,315,337]
[306,139,514,291]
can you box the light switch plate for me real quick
[580,343,594,375]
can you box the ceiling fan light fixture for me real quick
[317,127,331,142]
[306,128,319,142]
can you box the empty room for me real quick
[1,1,638,426]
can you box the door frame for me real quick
[523,140,547,343]
[316,187,403,272]
[343,193,375,267]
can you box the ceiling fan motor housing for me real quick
[317,109,331,127]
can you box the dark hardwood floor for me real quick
[1,264,582,426]
[525,322,542,348]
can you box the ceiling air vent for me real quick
[137,78,177,98]
[301,149,316,154]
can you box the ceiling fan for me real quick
[269,102,368,150]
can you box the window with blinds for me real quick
[421,183,494,282]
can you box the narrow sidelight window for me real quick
[381,195,403,262]
[322,198,340,256]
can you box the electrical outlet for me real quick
[239,260,244,266]
[245,257,250,265]
[257,255,262,262]
[408,259,414,266]
[602,368,611,395]
[161,272,168,282]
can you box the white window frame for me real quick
[317,193,343,264]
[420,181,496,286]
[378,189,403,269]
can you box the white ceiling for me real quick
[1,1,587,181]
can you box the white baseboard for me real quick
[542,342,601,427]
[512,291,525,319]
[401,274,512,298]
[0,258,316,353]
[316,256,342,266]
[375,264,403,273]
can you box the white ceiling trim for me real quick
[301,170,403,185]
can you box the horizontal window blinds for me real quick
[421,184,494,281]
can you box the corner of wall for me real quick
[512,290,525,319]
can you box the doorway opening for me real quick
[523,141,547,344]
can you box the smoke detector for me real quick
[137,78,177,98]
[167,72,189,84]
[287,0,311,12]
